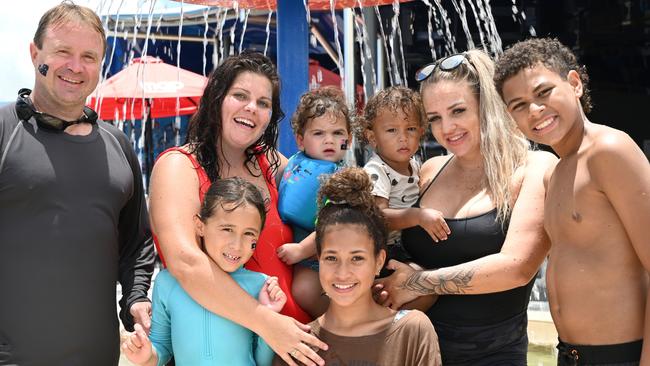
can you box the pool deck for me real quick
[528,310,558,346]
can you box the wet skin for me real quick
[502,64,650,346]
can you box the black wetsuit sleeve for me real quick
[112,126,156,331]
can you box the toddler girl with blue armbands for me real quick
[276,86,353,318]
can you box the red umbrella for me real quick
[88,56,208,120]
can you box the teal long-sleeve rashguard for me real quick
[150,268,274,366]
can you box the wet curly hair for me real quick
[315,167,386,255]
[357,86,426,144]
[186,51,283,183]
[494,38,592,113]
[291,86,353,137]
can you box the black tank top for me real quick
[402,157,534,326]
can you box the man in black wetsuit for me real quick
[0,3,155,366]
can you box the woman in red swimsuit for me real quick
[149,51,326,366]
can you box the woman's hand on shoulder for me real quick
[373,260,421,310]
[258,312,328,366]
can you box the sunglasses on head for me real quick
[15,88,97,132]
[415,53,475,83]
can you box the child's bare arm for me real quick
[381,204,450,242]
[121,324,159,366]
[277,232,317,265]
[259,276,288,313]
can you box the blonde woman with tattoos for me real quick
[375,49,557,365]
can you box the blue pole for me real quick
[276,1,309,157]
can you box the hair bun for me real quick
[319,167,375,212]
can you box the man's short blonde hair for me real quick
[34,1,106,55]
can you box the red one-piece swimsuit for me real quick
[154,147,310,323]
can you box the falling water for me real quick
[355,0,378,96]
[387,3,402,85]
[475,0,503,55]
[140,0,156,58]
[419,0,438,61]
[126,1,145,127]
[329,0,346,88]
[392,0,408,86]
[202,8,210,76]
[229,3,241,56]
[353,9,370,102]
[215,8,228,66]
[450,0,475,50]
[174,0,185,148]
[374,6,395,86]
[155,12,163,32]
[302,0,311,25]
[465,0,488,51]
[529,260,549,311]
[431,0,457,54]
[94,0,531,187]
[263,11,273,56]
[95,0,125,121]
[510,0,537,37]
[238,9,251,54]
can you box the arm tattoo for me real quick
[399,267,477,295]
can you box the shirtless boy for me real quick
[495,38,650,365]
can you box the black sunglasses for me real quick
[415,53,475,82]
[15,88,97,132]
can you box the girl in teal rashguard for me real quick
[122,177,287,366]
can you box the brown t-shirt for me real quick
[273,310,442,366]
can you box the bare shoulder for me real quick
[525,150,558,183]
[420,155,452,182]
[589,124,639,157]
[587,124,647,183]
[151,146,196,175]
[525,150,558,171]
[150,145,200,195]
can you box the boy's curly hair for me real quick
[315,167,386,255]
[291,86,353,136]
[494,38,592,113]
[357,86,427,144]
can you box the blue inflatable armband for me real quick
[278,152,339,231]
